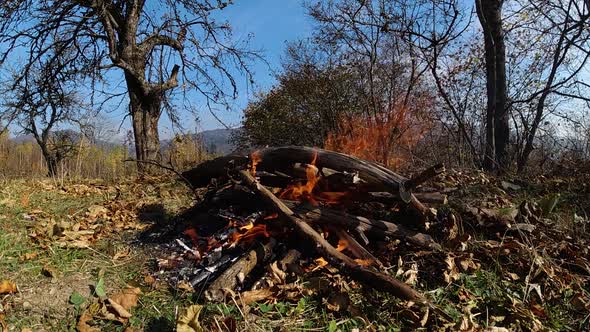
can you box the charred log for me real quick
[236,169,451,320]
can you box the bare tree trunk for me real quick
[42,151,59,177]
[477,0,509,172]
[126,74,163,175]
[516,2,585,172]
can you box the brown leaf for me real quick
[107,298,132,319]
[530,303,548,319]
[506,272,520,281]
[109,287,141,311]
[0,280,17,294]
[457,287,474,301]
[87,205,109,220]
[177,281,194,292]
[458,254,481,272]
[77,310,100,332]
[571,292,590,311]
[240,289,273,305]
[420,307,430,327]
[144,274,157,288]
[0,313,7,332]
[19,252,38,262]
[124,327,142,332]
[443,255,460,284]
[269,261,287,284]
[326,292,350,312]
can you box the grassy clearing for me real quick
[0,178,346,331]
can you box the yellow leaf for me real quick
[0,280,17,294]
[177,305,205,332]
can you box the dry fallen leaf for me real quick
[144,274,157,288]
[123,327,142,332]
[443,255,460,284]
[240,289,273,305]
[0,280,17,294]
[77,310,100,332]
[485,327,510,332]
[107,298,132,319]
[177,280,194,292]
[19,252,38,262]
[403,263,419,285]
[109,287,141,311]
[326,292,350,312]
[87,205,109,220]
[506,272,520,281]
[0,313,7,332]
[177,305,205,332]
[269,261,287,284]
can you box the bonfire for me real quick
[151,146,452,320]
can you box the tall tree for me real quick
[1,55,83,176]
[476,0,509,171]
[0,0,258,174]
[510,0,590,171]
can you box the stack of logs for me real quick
[181,146,450,319]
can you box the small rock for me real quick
[501,181,521,191]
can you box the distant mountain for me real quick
[197,128,239,155]
[12,131,121,149]
[12,128,241,156]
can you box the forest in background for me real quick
[0,0,588,179]
[235,0,590,175]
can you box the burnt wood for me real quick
[237,169,451,320]
[183,146,408,195]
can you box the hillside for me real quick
[197,128,238,155]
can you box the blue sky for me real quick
[2,1,313,140]
[156,0,314,138]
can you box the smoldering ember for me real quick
[155,147,448,312]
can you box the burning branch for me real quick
[236,169,451,320]
[173,146,452,322]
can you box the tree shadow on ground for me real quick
[145,317,174,332]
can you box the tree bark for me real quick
[44,153,59,177]
[126,73,163,175]
[476,0,509,172]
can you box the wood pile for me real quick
[172,146,450,319]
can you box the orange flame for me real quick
[354,258,373,267]
[183,228,200,246]
[336,239,348,252]
[325,102,432,169]
[231,224,270,244]
[276,150,354,206]
[239,222,254,231]
[264,213,279,220]
[279,151,320,204]
[250,150,262,175]
[314,257,329,270]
